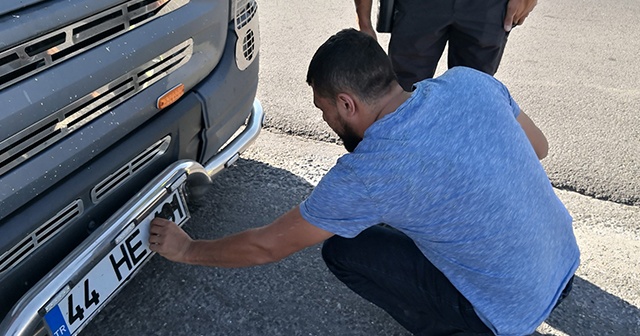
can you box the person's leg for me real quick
[322,225,492,336]
[447,0,509,75]
[553,275,575,310]
[388,0,452,90]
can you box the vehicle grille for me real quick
[0,0,189,91]
[0,39,193,177]
[91,136,171,203]
[0,200,83,275]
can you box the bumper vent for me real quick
[91,135,171,203]
[0,200,83,275]
[242,29,256,62]
[233,0,259,71]
[235,0,257,30]
[0,0,189,91]
[0,39,193,177]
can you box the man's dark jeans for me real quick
[322,225,492,335]
[322,225,574,335]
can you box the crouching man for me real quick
[149,28,579,335]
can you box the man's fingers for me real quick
[503,0,518,32]
[504,14,515,32]
[150,217,175,234]
[149,218,175,250]
[149,242,161,252]
[149,225,165,237]
[148,234,162,244]
[516,13,530,26]
[505,0,537,30]
[147,217,192,263]
[151,217,171,226]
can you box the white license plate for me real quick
[44,188,189,336]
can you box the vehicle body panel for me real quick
[0,0,261,333]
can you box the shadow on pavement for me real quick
[179,158,411,335]
[535,276,640,335]
[205,159,640,336]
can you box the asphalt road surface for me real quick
[84,0,640,335]
[258,0,640,206]
[84,132,639,336]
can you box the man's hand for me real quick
[504,0,538,32]
[149,217,193,263]
[359,24,378,41]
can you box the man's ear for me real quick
[336,93,358,120]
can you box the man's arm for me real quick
[517,110,548,159]
[354,0,377,40]
[149,206,334,268]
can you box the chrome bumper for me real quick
[0,99,264,336]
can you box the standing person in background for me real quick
[354,0,538,90]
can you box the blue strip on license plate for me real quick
[44,306,71,336]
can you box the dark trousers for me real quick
[390,0,510,90]
[322,225,493,336]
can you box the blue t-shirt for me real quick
[300,67,580,335]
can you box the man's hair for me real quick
[306,28,397,104]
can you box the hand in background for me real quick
[504,0,538,32]
[359,24,378,41]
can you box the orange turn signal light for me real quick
[157,83,185,110]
